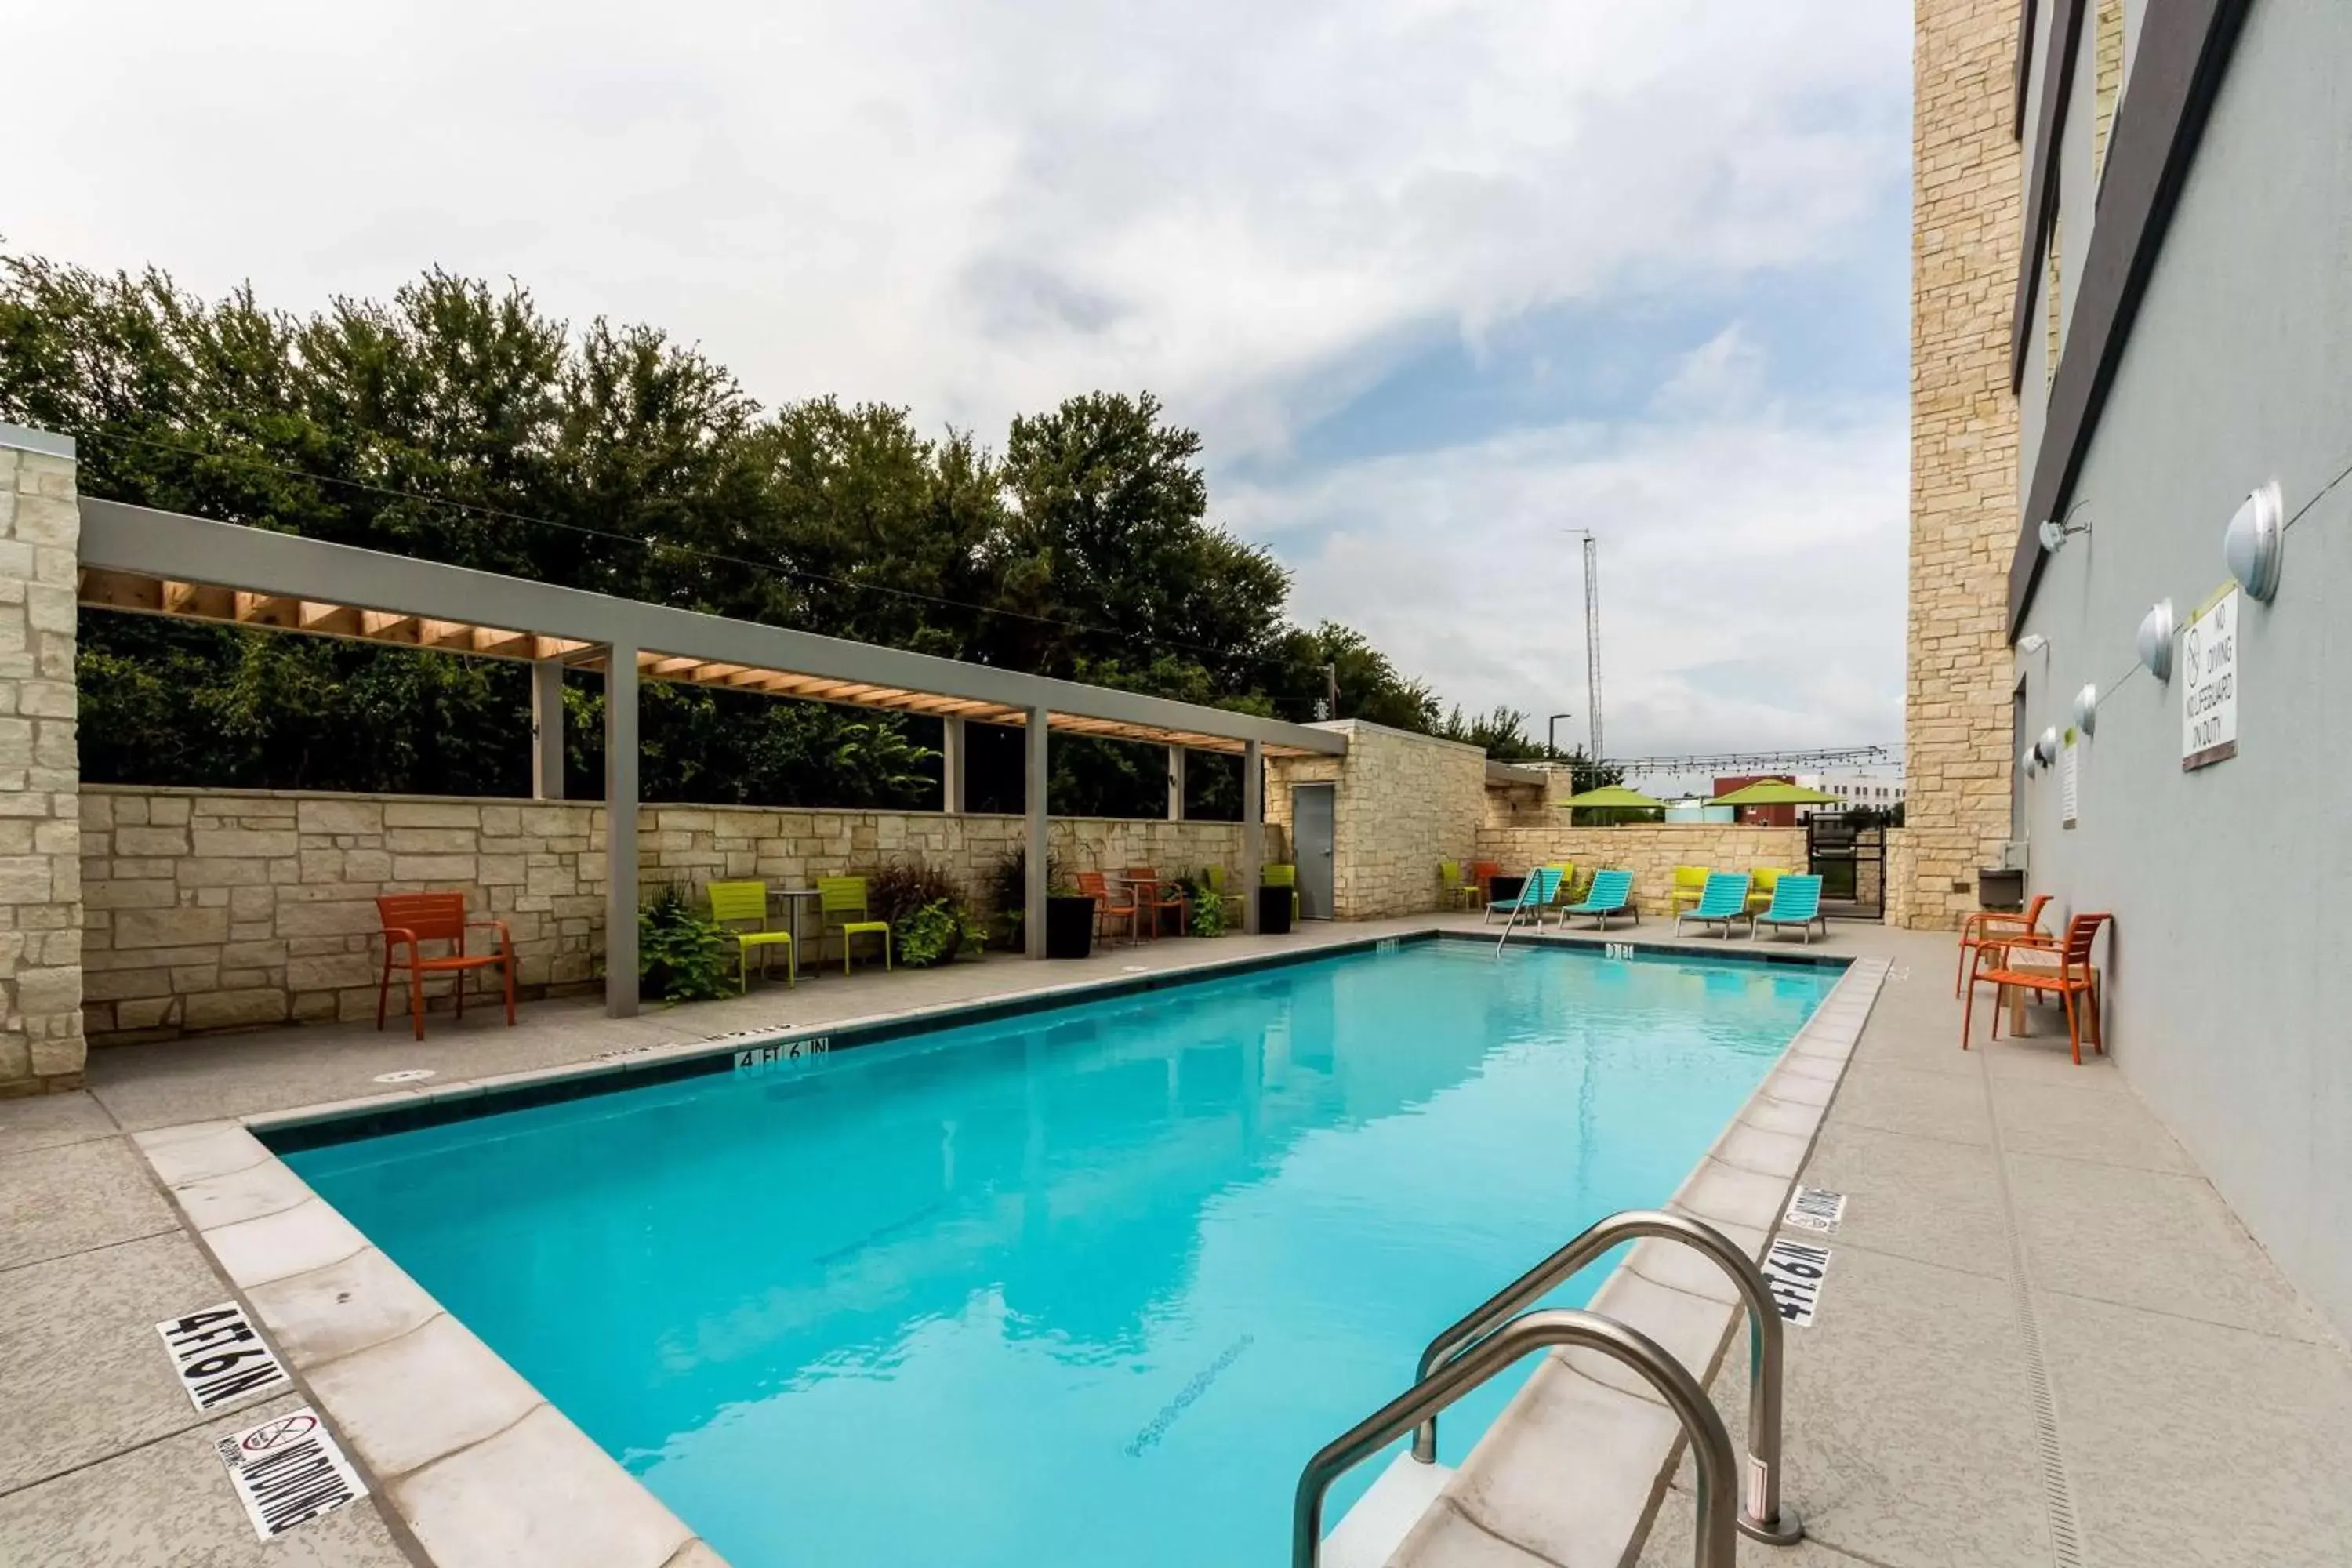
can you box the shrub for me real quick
[985,846,1069,947]
[1180,870,1227,937]
[869,858,964,927]
[894,898,988,967]
[639,882,732,1002]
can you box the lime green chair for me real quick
[1670,865,1711,914]
[1439,861,1479,909]
[1263,862,1302,919]
[817,876,892,974]
[1747,866,1790,914]
[708,880,795,991]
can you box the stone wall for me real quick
[1471,825,1810,916]
[1266,721,1487,918]
[80,785,1258,1044]
[1904,0,2024,929]
[0,429,84,1096]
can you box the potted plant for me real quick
[1045,877,1097,960]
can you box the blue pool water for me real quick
[286,939,1836,1567]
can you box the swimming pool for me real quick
[283,938,1838,1567]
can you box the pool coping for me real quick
[129,925,1873,1568]
[1380,949,1892,1568]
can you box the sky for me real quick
[8,0,1913,768]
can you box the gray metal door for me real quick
[1292,784,1335,919]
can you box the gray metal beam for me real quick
[605,644,640,1018]
[1242,739,1264,935]
[1024,706,1049,959]
[78,501,1348,759]
[531,660,565,800]
[1167,746,1185,822]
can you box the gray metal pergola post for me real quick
[1242,739,1263,935]
[1024,706,1050,958]
[942,716,967,815]
[531,659,565,800]
[1166,746,1185,822]
[605,644,640,1017]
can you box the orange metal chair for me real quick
[1468,861,1502,902]
[1955,892,2053,995]
[375,892,517,1041]
[1962,911,2111,1064]
[1124,866,1189,938]
[1075,870,1140,946]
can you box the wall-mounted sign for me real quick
[2181,587,2239,770]
[2060,737,2078,828]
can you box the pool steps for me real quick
[1322,1453,1454,1568]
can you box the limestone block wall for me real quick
[1471,825,1809,916]
[0,429,84,1096]
[80,785,1254,1045]
[1267,722,1486,918]
[1904,0,2024,929]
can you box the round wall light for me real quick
[2021,746,2039,778]
[2073,683,2098,736]
[2034,727,2060,767]
[2137,599,2176,681]
[2223,479,2284,601]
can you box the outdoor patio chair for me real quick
[816,876,893,974]
[1486,866,1564,930]
[1673,873,1754,939]
[1439,860,1480,909]
[1468,861,1501,902]
[1753,873,1828,944]
[1560,868,1637,931]
[373,891,515,1041]
[1263,863,1301,920]
[708,880,795,990]
[1963,912,2111,1064]
[1124,866,1189,937]
[1746,866,1789,913]
[1669,865,1711,913]
[1955,893,2051,995]
[1076,870,1140,946]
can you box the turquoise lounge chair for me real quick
[1487,866,1565,935]
[1674,872,1753,939]
[1562,869,1638,931]
[1755,873,1828,944]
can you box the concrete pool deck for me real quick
[3,915,2347,1566]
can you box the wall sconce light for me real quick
[2016,633,2049,655]
[2072,684,2098,737]
[2223,479,2284,601]
[2137,600,2176,681]
[2038,506,2092,555]
[2034,727,2060,767]
[2021,746,2039,779]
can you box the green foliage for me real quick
[1,249,1532,810]
[1179,873,1228,938]
[891,898,985,968]
[638,883,731,1003]
[866,859,964,926]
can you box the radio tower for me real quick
[1574,532,1604,762]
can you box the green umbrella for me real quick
[1557,785,1670,809]
[1709,779,1844,807]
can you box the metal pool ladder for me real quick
[1293,1209,1804,1568]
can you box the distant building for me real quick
[1798,772,1907,818]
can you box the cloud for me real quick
[7,0,1911,757]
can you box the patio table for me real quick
[1123,875,1172,938]
[768,886,824,971]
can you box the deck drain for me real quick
[372,1069,436,1084]
[1977,1052,2085,1568]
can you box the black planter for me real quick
[1258,885,1294,936]
[1044,895,1098,959]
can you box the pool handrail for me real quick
[1408,1207,1802,1544]
[1293,1307,1737,1568]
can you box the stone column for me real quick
[0,424,84,1096]
[1904,0,2024,928]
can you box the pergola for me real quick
[74,499,1347,1015]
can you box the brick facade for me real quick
[80,785,1265,1045]
[1902,0,2024,930]
[0,431,84,1095]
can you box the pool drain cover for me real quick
[372,1069,437,1084]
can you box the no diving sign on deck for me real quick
[215,1408,368,1540]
